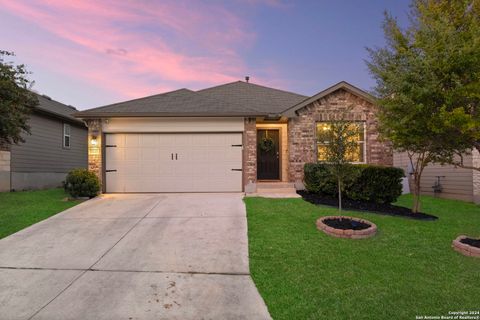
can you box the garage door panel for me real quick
[140,134,158,147]
[106,134,125,147]
[140,148,158,161]
[106,173,124,192]
[157,135,174,146]
[190,147,209,162]
[125,134,141,147]
[139,161,159,176]
[106,147,124,162]
[174,162,194,177]
[106,133,242,192]
[224,133,242,145]
[124,148,140,161]
[174,134,193,146]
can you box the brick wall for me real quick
[287,89,392,187]
[86,119,103,188]
[243,117,257,192]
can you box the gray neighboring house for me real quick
[0,94,87,191]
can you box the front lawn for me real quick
[245,195,480,320]
[0,188,81,239]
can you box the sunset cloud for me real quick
[0,0,274,105]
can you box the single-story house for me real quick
[75,81,393,193]
[0,94,87,191]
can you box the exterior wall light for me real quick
[91,136,98,146]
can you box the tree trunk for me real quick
[338,177,342,214]
[412,173,422,213]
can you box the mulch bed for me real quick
[298,190,438,221]
[323,217,370,230]
[460,237,480,248]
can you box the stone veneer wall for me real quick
[86,119,103,188]
[288,89,393,188]
[243,118,257,192]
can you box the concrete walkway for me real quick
[0,193,271,320]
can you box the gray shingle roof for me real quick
[75,88,262,118]
[35,94,83,124]
[75,81,308,118]
[197,81,307,114]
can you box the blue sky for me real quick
[0,0,410,110]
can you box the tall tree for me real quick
[366,0,480,213]
[319,119,361,213]
[0,51,38,146]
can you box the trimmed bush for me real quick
[304,163,338,195]
[304,163,404,204]
[64,168,100,198]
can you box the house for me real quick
[0,94,88,191]
[74,81,393,193]
[394,151,480,204]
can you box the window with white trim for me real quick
[63,123,71,148]
[316,122,366,163]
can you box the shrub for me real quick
[304,163,404,204]
[304,163,337,195]
[346,165,404,203]
[64,168,100,198]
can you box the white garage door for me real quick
[105,133,243,192]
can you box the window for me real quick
[316,122,365,163]
[63,123,71,148]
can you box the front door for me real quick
[257,129,280,180]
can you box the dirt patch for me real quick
[323,217,370,230]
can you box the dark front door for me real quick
[257,129,280,180]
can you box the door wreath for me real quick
[258,133,275,153]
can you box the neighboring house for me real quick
[75,81,392,193]
[394,151,480,204]
[0,94,88,191]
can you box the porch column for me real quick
[86,119,103,188]
[243,118,257,193]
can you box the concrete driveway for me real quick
[0,193,271,320]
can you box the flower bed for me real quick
[452,235,480,258]
[316,216,377,239]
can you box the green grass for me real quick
[245,195,480,320]
[0,188,81,239]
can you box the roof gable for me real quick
[282,81,376,117]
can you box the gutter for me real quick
[73,112,268,119]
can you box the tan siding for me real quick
[393,152,474,202]
[11,113,87,173]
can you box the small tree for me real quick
[319,119,361,213]
[0,51,38,146]
[364,0,480,213]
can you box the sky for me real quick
[0,0,410,110]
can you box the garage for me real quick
[105,133,243,193]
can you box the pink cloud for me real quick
[0,0,272,101]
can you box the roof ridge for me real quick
[198,80,307,98]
